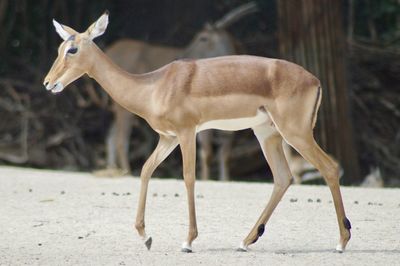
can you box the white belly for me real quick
[197,109,270,132]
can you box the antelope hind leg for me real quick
[239,124,292,251]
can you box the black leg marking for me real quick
[257,224,265,237]
[343,217,351,230]
[250,236,259,244]
[250,224,266,244]
[145,237,152,250]
[343,217,352,240]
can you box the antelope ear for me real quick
[204,22,215,31]
[53,19,72,40]
[86,11,109,40]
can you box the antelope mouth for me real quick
[46,82,64,94]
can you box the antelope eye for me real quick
[67,47,78,54]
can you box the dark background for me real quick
[0,0,399,185]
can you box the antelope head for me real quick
[181,1,258,59]
[43,12,109,94]
[181,23,236,58]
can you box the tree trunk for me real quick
[277,0,360,183]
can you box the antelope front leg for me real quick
[135,135,178,250]
[178,128,198,252]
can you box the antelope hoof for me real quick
[144,236,152,250]
[335,244,344,253]
[181,242,192,253]
[237,241,248,252]
[336,217,352,253]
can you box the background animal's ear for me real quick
[85,11,109,40]
[204,22,215,31]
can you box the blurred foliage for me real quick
[353,0,400,43]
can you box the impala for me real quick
[44,12,351,253]
[97,2,257,180]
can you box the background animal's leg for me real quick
[115,107,135,175]
[135,135,178,250]
[240,124,292,251]
[178,128,198,252]
[106,119,118,169]
[218,131,233,181]
[198,130,212,180]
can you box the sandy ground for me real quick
[0,166,399,266]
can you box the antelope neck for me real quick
[86,44,153,119]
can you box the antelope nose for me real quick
[44,81,49,87]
